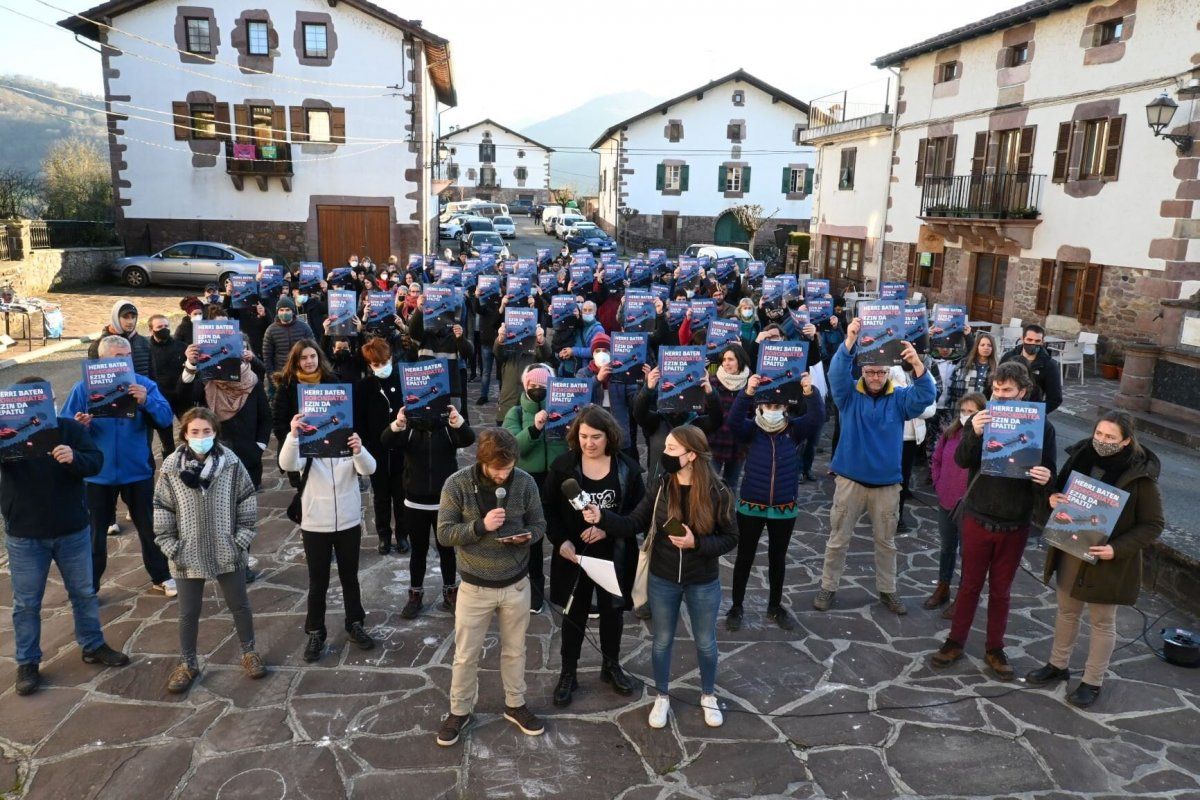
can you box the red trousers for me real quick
[949,515,1029,651]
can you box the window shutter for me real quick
[680,164,689,191]
[970,131,988,176]
[656,163,665,191]
[906,244,918,285]
[742,166,751,191]
[289,106,308,142]
[942,135,957,176]
[172,101,190,140]
[931,252,944,291]
[271,105,286,146]
[1052,121,1072,183]
[805,168,814,194]
[1035,259,1055,315]
[718,165,727,191]
[233,104,250,142]
[1102,114,1125,181]
[782,166,791,193]
[330,108,346,144]
[1079,264,1103,324]
[1016,125,1036,174]
[214,103,231,140]
[916,138,928,185]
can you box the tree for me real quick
[0,168,43,219]
[552,185,576,206]
[730,204,766,245]
[41,137,112,221]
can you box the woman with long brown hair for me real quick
[946,332,997,410]
[588,425,737,730]
[271,339,336,472]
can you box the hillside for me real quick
[0,75,107,173]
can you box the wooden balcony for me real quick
[225,141,293,192]
[918,172,1044,251]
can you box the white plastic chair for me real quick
[1001,326,1022,351]
[1059,341,1085,385]
[1008,317,1023,329]
[1078,331,1099,374]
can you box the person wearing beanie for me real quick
[174,297,205,344]
[575,331,613,406]
[494,318,553,426]
[261,296,315,402]
[87,299,155,380]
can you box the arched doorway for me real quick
[713,211,749,247]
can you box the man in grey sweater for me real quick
[436,427,546,746]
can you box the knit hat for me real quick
[591,332,612,353]
[277,296,297,312]
[522,364,551,390]
[180,297,203,315]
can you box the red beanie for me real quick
[591,332,611,352]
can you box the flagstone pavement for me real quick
[0,384,1198,800]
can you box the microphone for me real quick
[562,478,587,511]
[495,487,507,508]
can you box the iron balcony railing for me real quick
[920,172,1045,220]
[224,141,294,177]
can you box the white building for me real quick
[60,0,456,266]
[438,119,553,206]
[591,69,813,253]
[867,0,1199,353]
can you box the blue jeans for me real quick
[647,573,721,695]
[714,458,743,491]
[480,346,495,399]
[8,528,105,664]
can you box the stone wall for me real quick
[445,187,552,206]
[118,218,309,265]
[621,213,809,251]
[0,247,124,294]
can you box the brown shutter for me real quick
[289,106,308,143]
[970,131,988,176]
[1102,115,1125,181]
[1078,264,1103,324]
[330,108,346,144]
[1052,121,1072,183]
[1016,126,1036,174]
[214,103,231,140]
[906,244,918,285]
[1035,259,1056,315]
[271,105,286,145]
[916,138,928,185]
[172,101,190,140]
[233,104,250,142]
[941,135,957,177]
[931,251,944,291]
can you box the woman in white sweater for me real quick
[279,412,377,664]
[890,363,937,533]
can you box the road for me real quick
[435,214,563,261]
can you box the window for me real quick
[1079,118,1108,179]
[515,166,528,180]
[838,148,857,189]
[907,247,944,290]
[724,166,742,192]
[667,121,682,142]
[1038,261,1103,323]
[193,244,231,260]
[1008,42,1030,67]
[517,149,525,158]
[303,23,328,58]
[447,163,459,180]
[479,141,496,162]
[247,20,270,56]
[916,135,957,184]
[823,236,865,288]
[664,164,681,191]
[788,168,806,193]
[480,166,496,186]
[732,90,744,105]
[1057,265,1083,315]
[162,244,194,259]
[1098,18,1124,45]
[185,17,212,54]
[190,103,216,139]
[467,168,476,181]
[306,109,331,143]
[250,105,273,144]
[727,122,744,142]
[936,61,960,83]
[600,171,606,192]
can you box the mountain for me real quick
[0,75,107,173]
[524,90,662,195]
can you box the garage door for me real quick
[317,205,391,268]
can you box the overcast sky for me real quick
[2,0,1017,132]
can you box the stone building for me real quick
[438,119,553,206]
[59,0,456,267]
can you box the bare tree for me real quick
[730,204,766,246]
[0,168,43,219]
[42,137,112,221]
[552,185,577,206]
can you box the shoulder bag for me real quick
[631,485,664,609]
[285,458,314,525]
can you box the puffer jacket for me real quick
[261,316,315,379]
[87,299,155,380]
[379,417,476,504]
[727,389,825,510]
[891,365,938,444]
[503,390,568,475]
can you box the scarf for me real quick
[295,369,322,385]
[754,406,788,434]
[1073,441,1135,485]
[178,445,221,491]
[205,361,258,422]
[716,366,750,393]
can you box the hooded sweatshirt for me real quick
[88,299,155,379]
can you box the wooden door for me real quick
[662,215,678,246]
[317,205,391,267]
[969,253,1008,323]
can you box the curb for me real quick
[0,335,96,371]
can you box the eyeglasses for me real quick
[862,369,889,378]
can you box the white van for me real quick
[540,205,564,233]
[442,200,484,222]
[470,203,509,219]
[684,243,754,271]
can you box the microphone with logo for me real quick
[561,478,590,614]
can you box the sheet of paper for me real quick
[578,555,622,598]
[809,361,828,399]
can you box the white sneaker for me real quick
[700,694,724,728]
[648,696,670,729]
[153,579,178,598]
[106,524,121,536]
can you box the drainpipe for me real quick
[876,67,901,291]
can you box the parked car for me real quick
[683,243,754,271]
[566,228,616,255]
[460,217,496,239]
[109,241,272,289]
[492,216,517,238]
[438,213,474,240]
[554,215,587,239]
[508,200,534,216]
[541,205,565,233]
[461,231,510,258]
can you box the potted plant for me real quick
[1098,349,1124,380]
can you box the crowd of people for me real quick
[1,249,1165,747]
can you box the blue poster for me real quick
[407,254,424,273]
[461,261,480,289]
[83,357,137,419]
[505,276,532,305]
[713,257,737,283]
[229,275,258,310]
[258,266,285,302]
[365,292,396,328]
[931,304,968,358]
[326,267,352,287]
[855,301,905,366]
[600,251,618,267]
[904,303,930,354]
[515,259,537,279]
[675,262,700,290]
[657,346,707,414]
[0,381,59,461]
[880,281,909,301]
[569,264,594,288]
[400,358,451,425]
[602,264,626,287]
[649,283,671,303]
[298,262,324,291]
[787,307,810,336]
[297,384,354,458]
[476,274,502,304]
[570,252,596,267]
[551,295,578,329]
[756,340,808,407]
[438,265,463,287]
[688,299,717,332]
[326,290,358,337]
[610,332,648,383]
[667,300,688,329]
[623,295,656,333]
[537,272,559,294]
[982,400,1046,479]
[1043,472,1131,564]
[705,319,740,362]
[545,377,592,441]
[536,247,551,265]
[808,297,833,324]
[194,319,244,381]
[762,277,788,309]
[805,279,831,299]
[648,249,668,267]
[745,261,766,291]
[628,260,653,287]
[423,285,462,335]
[502,307,537,355]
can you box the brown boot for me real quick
[930,640,964,668]
[941,594,957,620]
[923,582,950,610]
[985,649,1015,681]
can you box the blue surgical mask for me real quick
[582,313,596,324]
[372,362,393,379]
[188,436,214,455]
[297,294,309,305]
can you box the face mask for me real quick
[1022,343,1039,355]
[188,436,214,456]
[297,294,309,305]
[526,387,546,403]
[593,351,611,367]
[152,328,170,341]
[761,409,786,425]
[1092,438,1124,457]
[372,362,393,379]
[350,260,359,268]
[660,452,688,474]
[333,349,350,361]
[959,412,973,425]
[581,313,595,324]
[740,309,754,320]
[190,313,203,323]
[277,311,294,324]
[685,290,695,299]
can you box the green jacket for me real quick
[503,392,568,475]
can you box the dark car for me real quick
[508,200,534,216]
[566,229,616,256]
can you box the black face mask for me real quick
[151,328,170,342]
[1022,343,1040,356]
[660,452,687,473]
[526,387,546,404]
[333,350,351,361]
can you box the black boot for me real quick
[393,536,411,555]
[553,671,578,707]
[600,661,636,696]
[1025,663,1070,686]
[15,663,39,696]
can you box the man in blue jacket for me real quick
[555,300,604,377]
[815,318,937,615]
[62,335,176,596]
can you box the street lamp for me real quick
[1145,92,1194,155]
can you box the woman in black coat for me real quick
[542,406,644,708]
[355,337,409,556]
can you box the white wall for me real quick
[597,136,620,225]
[108,0,422,223]
[810,128,893,267]
[442,124,551,191]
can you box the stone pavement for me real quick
[1,354,1200,799]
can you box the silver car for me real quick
[108,241,272,288]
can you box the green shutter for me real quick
[804,168,813,194]
[680,164,689,191]
[742,166,751,191]
[656,163,665,191]
[781,166,791,193]
[718,165,727,191]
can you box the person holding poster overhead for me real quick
[635,354,724,482]
[931,361,1056,680]
[706,343,753,489]
[355,338,411,557]
[1026,412,1163,709]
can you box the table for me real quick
[0,305,47,351]
[1044,335,1068,353]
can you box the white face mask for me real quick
[593,351,612,367]
[349,260,359,267]
[960,412,973,425]
[761,409,786,425]
[372,362,393,379]
[190,313,203,323]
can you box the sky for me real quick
[1,0,1020,132]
